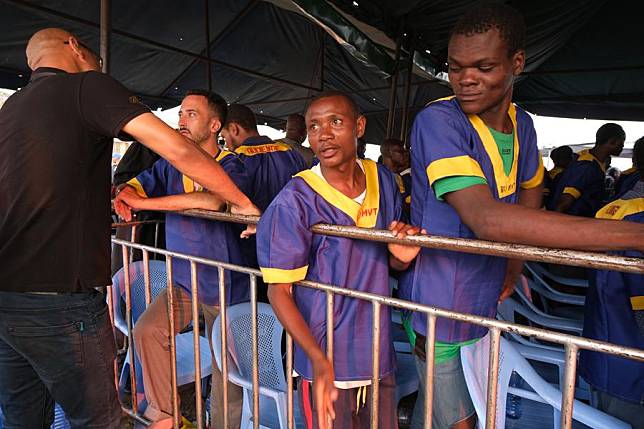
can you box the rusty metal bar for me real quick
[99,0,110,74]
[485,328,502,429]
[250,274,260,429]
[190,261,204,429]
[166,256,180,429]
[129,224,137,263]
[121,245,138,413]
[286,333,294,429]
[326,291,334,428]
[385,36,402,138]
[370,302,381,429]
[203,0,212,91]
[560,344,579,429]
[111,219,162,228]
[424,315,437,429]
[143,249,151,307]
[106,284,120,393]
[169,210,644,274]
[218,266,229,429]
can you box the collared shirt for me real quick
[278,137,315,168]
[128,150,250,306]
[402,96,543,342]
[257,160,402,382]
[0,67,148,292]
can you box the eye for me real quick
[309,123,319,132]
[332,118,342,126]
[448,66,461,73]
[478,66,494,72]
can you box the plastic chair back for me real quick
[461,334,631,429]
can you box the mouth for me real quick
[179,129,190,136]
[456,93,481,102]
[318,145,340,159]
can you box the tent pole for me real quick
[100,0,111,75]
[204,0,212,90]
[385,36,402,139]
[399,46,414,144]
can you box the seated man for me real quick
[277,113,315,167]
[114,90,248,429]
[257,92,422,429]
[543,145,573,206]
[579,142,644,429]
[548,123,625,216]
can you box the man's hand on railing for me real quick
[387,220,426,271]
[113,185,137,222]
[230,202,261,239]
[312,355,338,429]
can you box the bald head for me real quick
[285,113,306,143]
[26,28,101,73]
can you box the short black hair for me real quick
[550,145,573,164]
[596,123,625,145]
[306,91,361,118]
[451,3,526,56]
[184,89,227,123]
[633,136,644,170]
[380,138,404,156]
[223,103,258,132]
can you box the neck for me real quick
[200,137,220,157]
[32,58,80,73]
[320,157,366,199]
[478,92,513,133]
[589,146,609,163]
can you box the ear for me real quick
[356,115,367,138]
[512,49,526,76]
[229,123,241,137]
[210,118,222,135]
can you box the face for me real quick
[447,29,524,118]
[608,138,625,157]
[177,95,219,145]
[306,96,366,169]
[286,118,307,143]
[220,124,242,151]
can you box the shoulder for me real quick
[514,104,535,128]
[80,70,129,92]
[596,197,644,220]
[415,96,463,123]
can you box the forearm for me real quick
[137,192,225,212]
[267,284,326,363]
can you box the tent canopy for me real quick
[1,0,642,144]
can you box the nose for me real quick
[318,122,333,141]
[178,115,187,127]
[457,67,478,87]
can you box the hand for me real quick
[113,186,139,222]
[312,356,338,429]
[387,221,426,266]
[230,202,261,239]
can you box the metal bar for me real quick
[166,256,180,429]
[112,240,644,362]
[250,275,260,429]
[399,47,414,143]
[560,344,579,429]
[99,0,110,75]
[370,302,381,429]
[122,406,150,425]
[143,249,151,307]
[106,284,120,393]
[129,224,137,263]
[424,315,437,429]
[190,261,204,429]
[111,219,162,228]
[218,267,229,429]
[385,36,402,138]
[170,210,644,274]
[485,328,502,429]
[154,221,160,259]
[121,245,138,413]
[203,0,212,91]
[286,333,294,429]
[326,291,334,429]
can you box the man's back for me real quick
[0,68,147,292]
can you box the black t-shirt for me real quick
[0,67,149,292]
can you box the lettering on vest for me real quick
[358,207,378,218]
[605,205,620,216]
[245,144,283,155]
[499,182,517,196]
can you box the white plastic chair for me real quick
[212,302,303,429]
[461,334,630,429]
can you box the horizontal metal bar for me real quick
[111,238,644,362]
[111,219,163,228]
[172,209,644,274]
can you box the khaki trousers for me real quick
[133,287,243,427]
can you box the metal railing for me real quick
[109,210,644,429]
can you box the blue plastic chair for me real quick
[461,334,630,429]
[212,303,304,429]
[111,260,213,411]
[0,403,70,428]
[525,262,588,289]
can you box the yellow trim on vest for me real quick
[577,149,606,174]
[181,149,230,193]
[621,167,636,176]
[425,95,456,106]
[260,265,308,284]
[630,296,644,311]
[521,156,544,189]
[467,104,520,198]
[235,141,291,156]
[216,149,234,162]
[295,159,380,228]
[595,198,644,220]
[405,195,411,204]
[126,178,148,198]
[426,155,486,185]
[563,187,581,199]
[394,174,405,194]
[548,166,564,180]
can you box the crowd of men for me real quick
[0,3,643,429]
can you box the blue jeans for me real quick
[0,290,123,428]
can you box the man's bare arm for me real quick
[445,184,644,252]
[116,185,225,213]
[121,113,255,213]
[555,193,576,214]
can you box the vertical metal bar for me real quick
[99,0,110,74]
[154,221,160,259]
[190,261,203,429]
[250,275,260,429]
[218,267,229,429]
[106,284,120,392]
[121,245,137,413]
[423,315,437,429]
[143,249,151,307]
[370,302,381,429]
[485,328,502,429]
[399,46,414,144]
[286,333,294,429]
[203,0,212,90]
[560,344,579,429]
[326,291,334,428]
[129,224,137,263]
[166,256,180,429]
[385,36,402,139]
